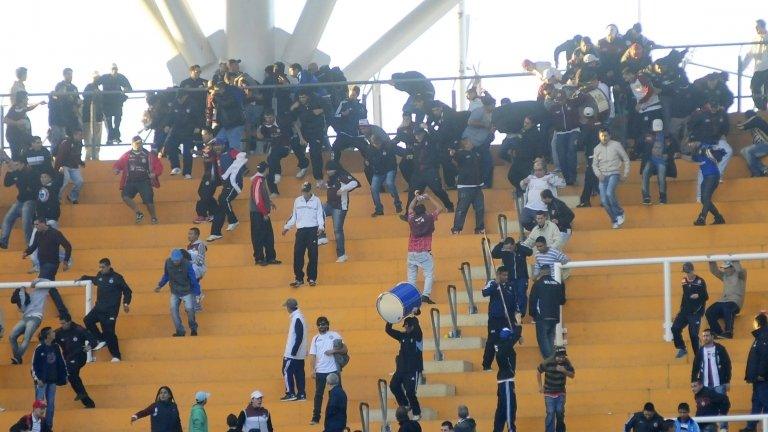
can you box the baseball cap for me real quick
[358,119,370,127]
[301,181,312,192]
[250,390,263,399]
[195,391,210,402]
[682,262,694,272]
[170,249,183,262]
[721,260,734,269]
[283,298,298,308]
[33,400,47,409]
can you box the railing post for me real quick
[513,190,526,240]
[554,263,566,346]
[85,281,94,362]
[663,261,673,342]
[481,238,493,281]
[459,262,478,315]
[377,379,389,431]
[446,285,461,338]
[497,214,508,240]
[762,416,768,432]
[429,308,444,361]
[738,55,743,112]
[359,402,370,432]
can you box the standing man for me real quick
[31,327,67,430]
[324,373,347,432]
[386,316,424,421]
[250,162,280,266]
[0,160,38,249]
[529,265,566,359]
[541,190,574,248]
[463,94,496,187]
[743,19,768,111]
[742,313,768,432]
[481,266,518,371]
[155,249,201,337]
[186,227,207,310]
[23,218,72,316]
[318,161,359,263]
[189,391,209,432]
[79,258,132,362]
[331,85,368,162]
[282,182,325,288]
[113,136,161,224]
[449,138,485,235]
[537,346,575,432]
[704,260,746,339]
[55,128,85,204]
[54,313,97,408]
[82,71,104,161]
[491,237,532,317]
[292,90,327,186]
[493,327,521,432]
[282,298,307,402]
[406,192,444,304]
[365,133,402,217]
[98,64,132,144]
[309,316,346,425]
[206,141,247,242]
[691,328,732,432]
[193,128,220,223]
[592,128,630,229]
[672,262,708,358]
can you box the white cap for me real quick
[583,54,599,63]
[250,390,263,399]
[111,63,118,69]
[542,68,557,80]
[195,391,210,402]
[652,119,664,132]
[358,119,370,126]
[583,107,595,118]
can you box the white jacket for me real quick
[744,34,768,72]
[284,309,307,359]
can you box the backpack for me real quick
[410,213,435,238]
[333,339,350,370]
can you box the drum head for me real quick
[376,292,405,324]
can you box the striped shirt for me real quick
[537,357,574,395]
[533,248,569,276]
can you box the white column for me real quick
[663,261,673,342]
[343,0,460,80]
[140,0,176,50]
[155,0,217,69]
[227,0,275,77]
[282,0,337,65]
[457,0,468,111]
[371,83,383,127]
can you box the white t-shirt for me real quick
[702,345,721,387]
[310,330,342,374]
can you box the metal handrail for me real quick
[497,214,508,240]
[359,402,370,432]
[377,379,390,432]
[446,285,461,338]
[459,262,478,315]
[429,308,444,361]
[480,237,497,281]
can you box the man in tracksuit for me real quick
[493,326,521,432]
[282,298,307,401]
[292,90,327,185]
[492,237,532,316]
[482,266,518,371]
[691,328,731,431]
[282,182,325,287]
[529,265,566,359]
[365,133,402,217]
[331,85,368,162]
[207,141,247,242]
[386,316,424,420]
[166,91,202,177]
[250,162,280,266]
[54,313,97,408]
[450,138,485,234]
[405,127,454,212]
[193,129,220,224]
[155,249,201,337]
[672,262,708,358]
[78,258,131,362]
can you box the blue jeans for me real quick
[61,167,84,201]
[512,278,529,317]
[741,141,768,176]
[322,203,347,257]
[216,125,244,151]
[371,170,401,213]
[544,394,566,432]
[35,382,57,429]
[535,319,557,358]
[555,131,580,184]
[1,200,35,245]
[641,159,666,200]
[170,293,197,335]
[10,316,42,360]
[598,173,623,223]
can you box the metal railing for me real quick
[497,214,508,240]
[553,253,768,345]
[376,379,390,432]
[429,307,444,361]
[459,262,478,315]
[480,237,496,281]
[690,414,768,432]
[359,402,370,432]
[446,284,461,338]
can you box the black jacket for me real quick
[529,276,566,321]
[691,343,731,384]
[746,326,768,383]
[79,269,133,314]
[24,147,54,176]
[35,174,63,221]
[168,96,202,139]
[397,419,423,432]
[688,109,728,144]
[5,168,38,202]
[412,138,441,171]
[495,327,521,382]
[453,418,477,432]
[491,242,531,280]
[10,414,52,432]
[624,412,665,432]
[25,227,72,264]
[679,275,708,316]
[694,386,730,418]
[55,322,97,361]
[324,385,348,432]
[134,401,183,432]
[482,280,518,319]
[546,197,574,231]
[365,143,398,175]
[427,106,465,149]
[452,149,482,186]
[385,322,424,373]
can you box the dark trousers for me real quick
[84,308,121,359]
[306,136,325,181]
[195,180,218,217]
[39,262,70,317]
[482,316,508,369]
[312,371,342,422]
[390,369,421,416]
[477,144,494,188]
[211,182,240,235]
[289,137,310,170]
[267,146,291,194]
[294,227,318,282]
[407,168,453,210]
[671,312,703,351]
[250,212,276,262]
[554,131,580,185]
[66,354,87,396]
[579,158,599,205]
[748,381,768,429]
[493,381,517,432]
[166,136,194,175]
[452,186,485,232]
[699,173,723,221]
[439,147,457,188]
[332,134,366,162]
[535,319,558,358]
[751,69,768,111]
[104,105,123,141]
[705,301,740,335]
[282,358,306,396]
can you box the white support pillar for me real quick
[227,0,274,77]
[140,0,177,50]
[372,83,383,127]
[155,0,217,69]
[282,0,337,65]
[457,0,468,111]
[663,261,673,342]
[343,0,460,80]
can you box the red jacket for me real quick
[113,149,163,190]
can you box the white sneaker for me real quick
[612,222,620,229]
[317,237,329,245]
[94,341,107,351]
[206,234,223,242]
[170,168,181,175]
[184,174,192,180]
[110,357,121,363]
[296,168,308,178]
[412,415,421,421]
[336,255,348,263]
[226,222,239,231]
[274,173,282,184]
[616,214,625,226]
[269,193,279,199]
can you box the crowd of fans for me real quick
[0,15,768,432]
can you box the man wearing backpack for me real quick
[308,316,348,426]
[406,191,444,304]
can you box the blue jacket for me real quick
[32,343,67,386]
[332,99,367,136]
[491,242,531,280]
[158,259,201,296]
[482,280,518,319]
[674,418,700,432]
[324,385,348,432]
